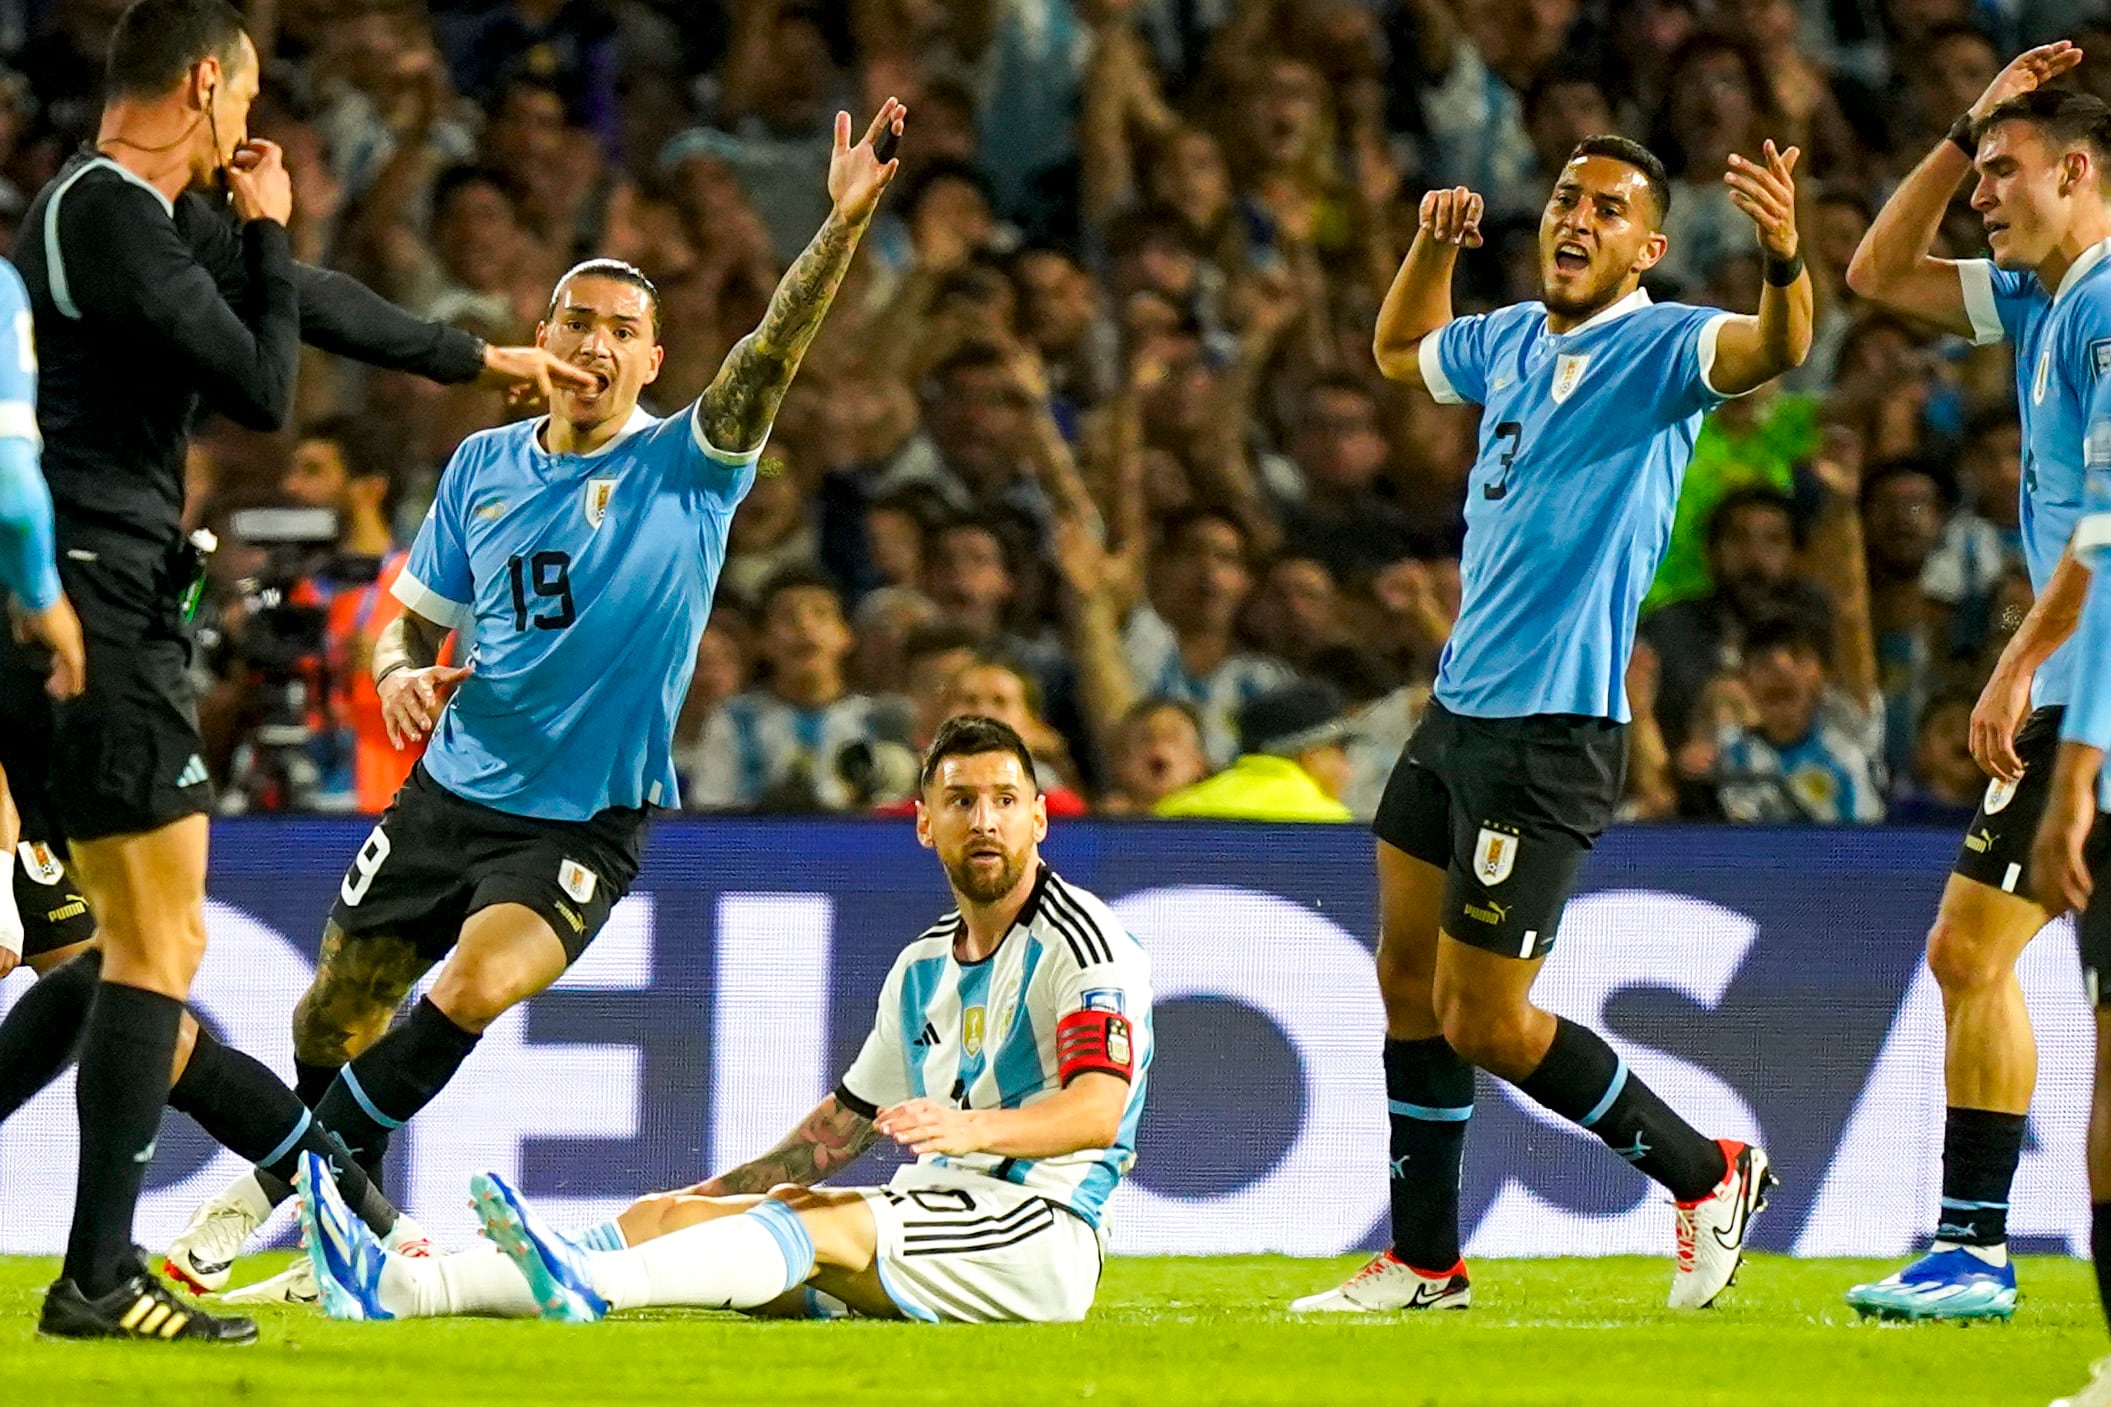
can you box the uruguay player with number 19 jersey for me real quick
[165,100,913,1299]
[1294,133,1811,1315]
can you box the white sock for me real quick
[376,1246,540,1319]
[1929,1239,2009,1268]
[226,1169,275,1224]
[589,1202,815,1312]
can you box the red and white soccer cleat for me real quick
[1290,1251,1471,1313]
[1669,1139,1775,1309]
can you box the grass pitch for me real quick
[0,1253,2098,1406]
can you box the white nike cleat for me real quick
[163,1172,273,1294]
[2054,1358,2111,1407]
[220,1258,319,1307]
[1669,1139,1775,1309]
[1290,1252,1471,1313]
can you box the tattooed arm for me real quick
[693,99,908,454]
[687,1094,880,1196]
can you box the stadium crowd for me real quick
[0,0,2091,823]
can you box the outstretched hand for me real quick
[1725,141,1801,260]
[1972,41,2084,121]
[1418,186,1483,249]
[830,98,908,226]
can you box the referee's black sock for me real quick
[1516,1017,1727,1203]
[316,996,480,1166]
[2094,1201,2111,1328]
[1384,1036,1473,1272]
[166,1025,398,1236]
[0,947,100,1121]
[64,981,182,1296]
[1935,1107,2026,1247]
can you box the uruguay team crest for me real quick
[1550,353,1591,404]
[17,841,63,886]
[1983,776,2018,815]
[584,477,617,529]
[1474,826,1517,886]
[2093,338,2111,378]
[558,858,598,904]
[962,1005,986,1057]
[2034,346,2053,406]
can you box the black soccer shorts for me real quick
[12,839,95,960]
[1,638,96,959]
[327,765,647,965]
[1372,702,1627,960]
[1954,705,2070,896]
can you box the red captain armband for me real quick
[1057,1009,1134,1085]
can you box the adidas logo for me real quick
[910,1021,940,1049]
[174,755,209,789]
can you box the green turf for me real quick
[0,1253,2099,1406]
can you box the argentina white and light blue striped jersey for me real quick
[835,866,1153,1229]
[1960,240,2111,710]
[1418,288,1734,722]
[394,403,761,820]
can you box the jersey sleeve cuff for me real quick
[1695,313,1752,400]
[833,1081,878,1120]
[1956,260,2007,346]
[1417,328,1462,405]
[2076,511,2111,563]
[389,567,472,631]
[0,401,40,443]
[688,401,771,468]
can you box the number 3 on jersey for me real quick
[509,551,575,631]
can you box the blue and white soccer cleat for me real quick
[1845,1246,2018,1322]
[294,1151,394,1321]
[469,1170,609,1324]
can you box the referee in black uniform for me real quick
[3,0,592,1341]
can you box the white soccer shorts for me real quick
[858,1165,1103,1323]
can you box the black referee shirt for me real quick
[15,151,485,572]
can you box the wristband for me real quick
[1764,248,1806,287]
[1949,113,1978,158]
[375,661,412,690]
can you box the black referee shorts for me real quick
[328,765,647,966]
[1373,702,1627,960]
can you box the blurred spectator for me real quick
[689,570,910,811]
[1709,615,1887,824]
[1922,409,2025,657]
[1888,691,1986,827]
[674,614,754,791]
[1154,680,1355,821]
[1862,457,1953,780]
[1099,696,1213,814]
[937,658,1088,816]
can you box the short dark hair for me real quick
[1564,134,1673,223]
[919,714,1039,793]
[757,566,843,619]
[1862,455,1959,513]
[546,258,661,338]
[108,0,247,99]
[1972,90,2111,174]
[1706,485,1797,548]
[1121,695,1202,736]
[1160,504,1250,559]
[900,159,992,221]
[432,165,514,220]
[1745,611,1831,666]
[904,622,984,667]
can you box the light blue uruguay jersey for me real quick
[2060,376,2111,807]
[836,867,1153,1230]
[394,403,761,820]
[1959,239,2111,709]
[1418,288,1734,721]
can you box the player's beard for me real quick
[1540,264,1626,321]
[944,843,1029,904]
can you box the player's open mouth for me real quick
[1984,220,2008,240]
[1553,243,1589,274]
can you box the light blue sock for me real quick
[574,1218,629,1254]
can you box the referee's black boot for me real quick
[38,1266,258,1343]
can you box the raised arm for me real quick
[1372,186,1481,387]
[1803,427,1880,708]
[685,1093,880,1196]
[1844,42,2081,333]
[1705,141,1814,396]
[696,100,906,455]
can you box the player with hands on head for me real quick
[1845,39,2111,1323]
[1297,127,1809,1316]
[293,716,1150,1328]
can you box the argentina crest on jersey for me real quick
[1550,352,1591,404]
[583,476,617,529]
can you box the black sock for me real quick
[64,982,182,1295]
[0,948,101,1121]
[1516,1017,1727,1203]
[1384,1036,1473,1272]
[315,996,479,1166]
[1936,1107,2027,1247]
[294,1057,339,1109]
[166,1025,398,1237]
[2094,1201,2111,1329]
